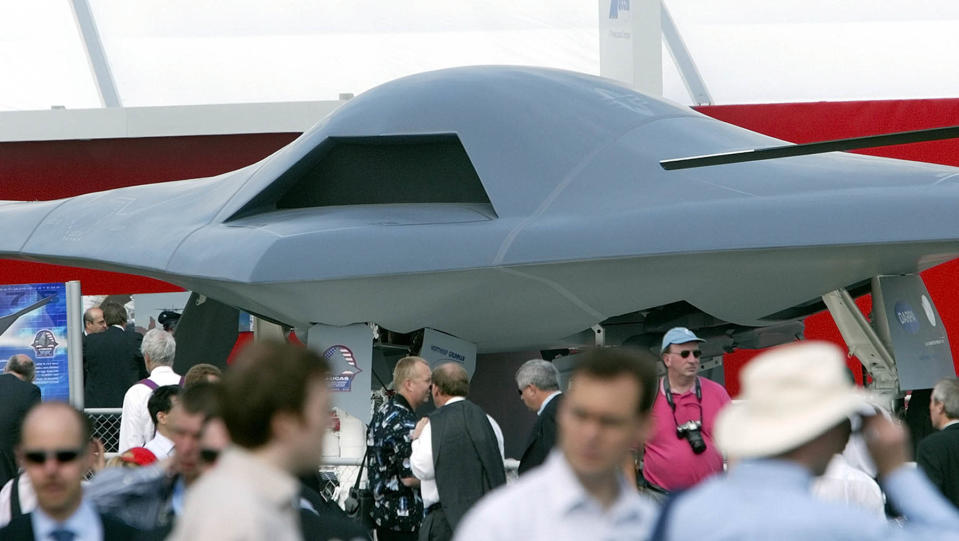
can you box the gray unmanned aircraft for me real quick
[2,66,959,358]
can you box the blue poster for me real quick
[0,282,69,401]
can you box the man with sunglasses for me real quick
[641,327,730,497]
[0,402,138,540]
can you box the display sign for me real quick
[307,323,374,423]
[873,274,956,390]
[0,282,70,401]
[418,328,477,378]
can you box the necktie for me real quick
[50,529,76,541]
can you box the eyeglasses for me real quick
[22,448,83,465]
[671,350,702,359]
[199,449,221,464]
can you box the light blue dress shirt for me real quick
[664,459,959,541]
[454,450,659,541]
[31,499,103,541]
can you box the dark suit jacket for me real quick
[0,510,141,540]
[431,399,506,531]
[0,374,41,487]
[917,422,959,509]
[83,326,146,408]
[518,393,562,475]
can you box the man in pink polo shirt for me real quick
[642,327,731,497]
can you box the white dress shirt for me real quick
[410,397,505,508]
[31,499,103,541]
[118,365,181,452]
[455,450,658,541]
[143,430,175,459]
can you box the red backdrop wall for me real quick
[3,100,959,392]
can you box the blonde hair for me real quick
[393,356,428,388]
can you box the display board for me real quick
[873,274,956,389]
[0,282,70,401]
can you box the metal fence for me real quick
[84,407,122,454]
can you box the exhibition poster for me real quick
[0,282,69,401]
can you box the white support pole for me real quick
[65,280,84,408]
[661,3,712,105]
[69,0,121,108]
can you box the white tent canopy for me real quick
[3,0,959,112]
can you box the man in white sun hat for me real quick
[658,341,959,541]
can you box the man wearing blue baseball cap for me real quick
[641,327,731,498]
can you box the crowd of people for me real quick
[0,305,957,540]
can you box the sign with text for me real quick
[0,282,70,401]
[418,328,477,378]
[873,274,956,389]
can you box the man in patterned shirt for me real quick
[367,356,432,541]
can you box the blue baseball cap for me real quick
[660,327,706,353]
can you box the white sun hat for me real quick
[716,341,877,459]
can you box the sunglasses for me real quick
[22,448,83,465]
[199,448,221,464]
[671,350,702,359]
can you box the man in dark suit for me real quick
[0,355,42,488]
[83,302,146,408]
[515,359,563,475]
[918,377,959,509]
[0,402,140,540]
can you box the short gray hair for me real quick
[932,378,959,419]
[141,328,176,366]
[515,359,560,391]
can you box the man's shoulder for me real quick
[919,426,959,452]
[0,373,33,394]
[186,465,257,507]
[460,465,550,521]
[0,512,32,536]
[542,393,563,416]
[669,473,879,538]
[699,377,729,396]
[123,380,153,400]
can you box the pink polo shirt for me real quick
[643,377,731,491]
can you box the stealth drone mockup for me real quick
[3,66,959,355]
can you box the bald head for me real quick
[431,362,470,406]
[19,403,92,521]
[83,307,106,334]
[21,402,90,449]
[5,354,36,383]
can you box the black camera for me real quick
[676,420,707,454]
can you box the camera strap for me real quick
[661,377,704,430]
